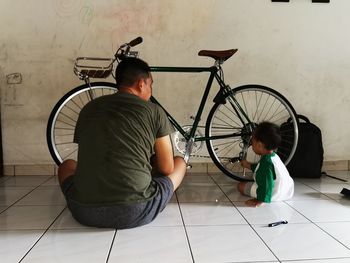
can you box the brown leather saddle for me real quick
[198,49,238,61]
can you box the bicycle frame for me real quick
[75,53,255,162]
[149,65,253,145]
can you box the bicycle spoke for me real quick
[64,103,81,116]
[55,141,75,146]
[269,103,282,121]
[272,114,289,124]
[212,116,234,128]
[210,126,241,131]
[216,142,238,158]
[217,107,241,127]
[54,127,75,131]
[261,97,276,121]
[73,96,84,110]
[256,94,270,123]
[57,112,77,126]
[212,139,240,149]
[222,103,241,125]
[61,147,78,160]
[252,90,263,121]
[221,142,241,158]
[239,91,249,121]
[55,134,75,138]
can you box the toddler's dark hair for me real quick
[253,122,281,150]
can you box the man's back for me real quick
[73,92,172,205]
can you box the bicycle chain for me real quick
[187,153,212,159]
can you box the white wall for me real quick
[0,0,349,165]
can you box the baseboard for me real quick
[3,164,56,176]
[322,160,349,171]
[2,160,349,176]
[191,160,350,174]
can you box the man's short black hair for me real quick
[115,57,151,89]
[253,122,281,150]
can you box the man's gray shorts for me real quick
[61,176,174,229]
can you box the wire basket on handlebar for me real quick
[73,37,143,80]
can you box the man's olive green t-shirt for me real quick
[72,92,173,205]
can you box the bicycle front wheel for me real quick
[205,85,298,181]
[46,82,118,165]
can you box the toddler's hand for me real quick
[245,198,263,207]
[240,159,251,169]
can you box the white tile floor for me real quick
[0,171,350,263]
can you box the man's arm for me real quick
[153,135,186,191]
[153,135,174,175]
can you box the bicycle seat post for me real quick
[215,59,224,68]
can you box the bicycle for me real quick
[46,37,299,181]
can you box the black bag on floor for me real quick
[280,115,324,178]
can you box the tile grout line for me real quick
[208,173,282,263]
[283,200,350,252]
[282,256,350,262]
[289,179,350,251]
[295,178,346,203]
[313,223,350,251]
[105,230,118,263]
[0,176,55,215]
[18,206,66,262]
[175,191,195,263]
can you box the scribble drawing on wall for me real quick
[80,5,94,25]
[52,0,83,17]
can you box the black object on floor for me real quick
[268,220,288,227]
[279,115,323,178]
[340,188,350,197]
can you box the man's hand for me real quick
[245,198,263,207]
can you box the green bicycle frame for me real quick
[149,66,252,143]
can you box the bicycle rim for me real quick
[46,82,118,165]
[205,85,298,181]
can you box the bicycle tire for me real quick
[46,82,118,165]
[205,85,299,181]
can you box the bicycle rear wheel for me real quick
[46,82,118,165]
[205,85,298,181]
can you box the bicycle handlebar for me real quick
[129,37,143,47]
[115,37,142,60]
